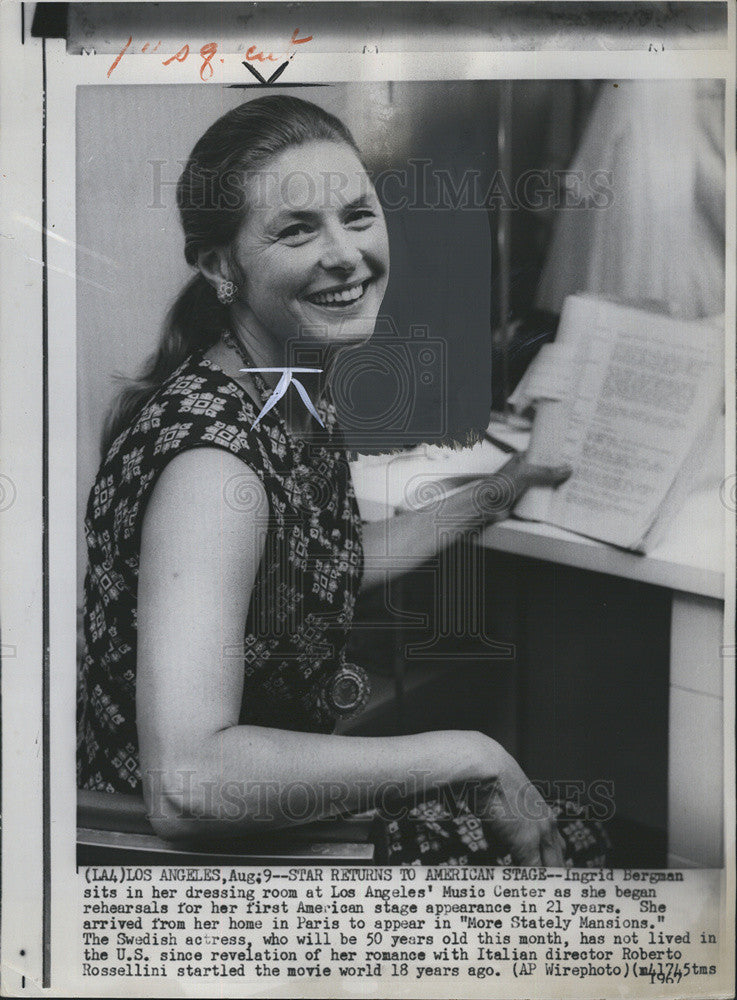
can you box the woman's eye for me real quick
[278,223,314,243]
[345,209,375,228]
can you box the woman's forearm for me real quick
[144,726,497,840]
[358,455,571,592]
[360,481,485,592]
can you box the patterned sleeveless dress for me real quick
[78,351,365,794]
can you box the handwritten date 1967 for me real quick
[107,29,313,81]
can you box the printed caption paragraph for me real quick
[80,866,725,990]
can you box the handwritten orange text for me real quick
[107,29,313,80]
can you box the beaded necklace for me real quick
[220,328,277,406]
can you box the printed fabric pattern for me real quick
[78,354,364,794]
[374,796,612,867]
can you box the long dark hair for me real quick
[101,95,362,456]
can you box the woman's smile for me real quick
[304,277,373,308]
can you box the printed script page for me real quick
[516,297,724,549]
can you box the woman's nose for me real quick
[319,225,362,272]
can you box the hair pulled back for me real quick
[102,95,361,455]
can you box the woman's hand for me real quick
[464,734,565,867]
[483,751,566,866]
[470,452,572,525]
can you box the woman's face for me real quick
[232,140,390,351]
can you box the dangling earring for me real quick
[217,279,238,305]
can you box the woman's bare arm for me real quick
[359,453,571,591]
[136,448,562,864]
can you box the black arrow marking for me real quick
[242,60,291,85]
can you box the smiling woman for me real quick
[77,95,581,867]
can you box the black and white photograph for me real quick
[74,77,725,870]
[1,2,734,996]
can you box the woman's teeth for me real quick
[309,282,367,307]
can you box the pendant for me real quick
[324,661,371,720]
